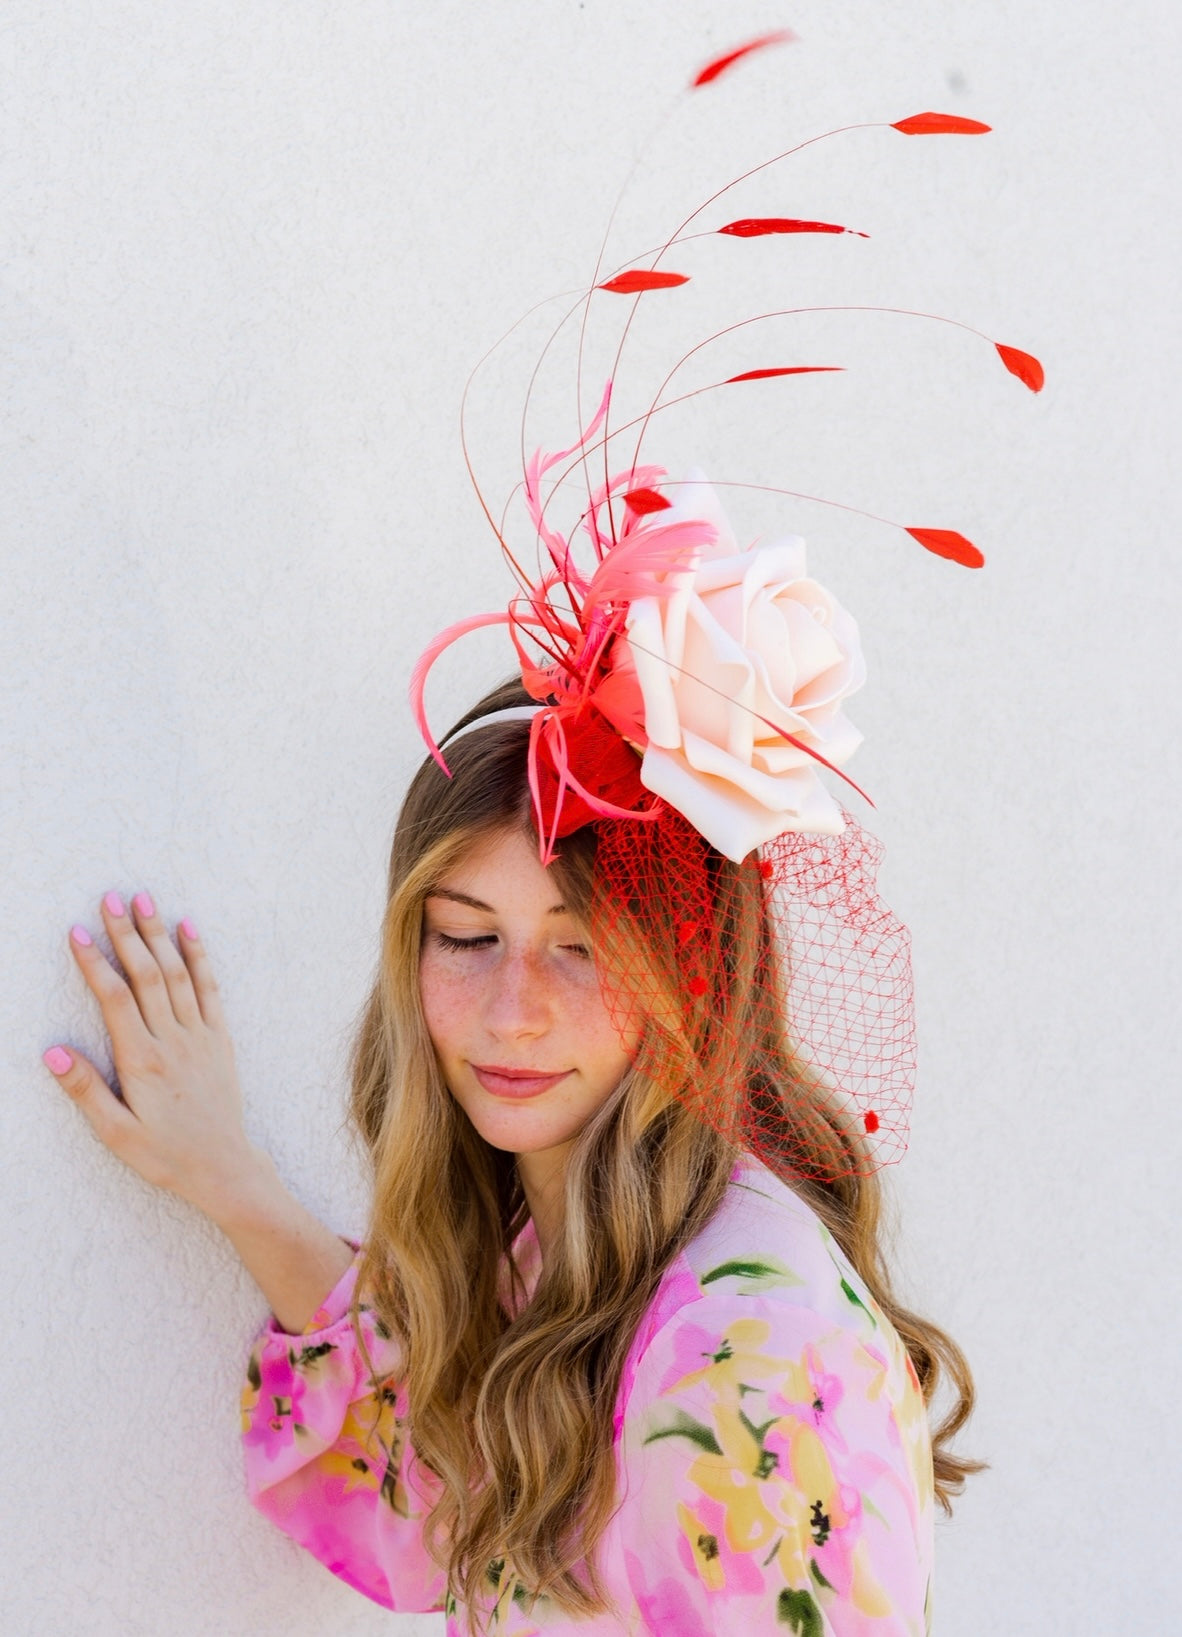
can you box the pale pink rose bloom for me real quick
[617,476,866,862]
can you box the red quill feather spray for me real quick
[623,487,673,515]
[904,528,985,569]
[719,217,869,240]
[995,343,1045,392]
[727,366,845,383]
[691,30,796,87]
[892,112,992,135]
[598,270,690,294]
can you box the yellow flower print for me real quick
[677,1501,726,1592]
[849,1535,893,1618]
[666,1317,812,1402]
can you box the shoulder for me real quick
[618,1157,929,1473]
[648,1157,886,1350]
[612,1164,935,1629]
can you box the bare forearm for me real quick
[210,1148,359,1334]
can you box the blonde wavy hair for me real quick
[345,676,982,1631]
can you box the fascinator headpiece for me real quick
[410,32,1043,1181]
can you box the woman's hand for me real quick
[43,889,264,1220]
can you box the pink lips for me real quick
[471,1065,571,1099]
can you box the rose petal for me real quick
[776,597,843,695]
[691,536,808,595]
[753,712,863,772]
[626,598,682,749]
[677,596,756,756]
[636,746,784,861]
[640,741,846,861]
[657,473,742,558]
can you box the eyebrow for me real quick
[426,888,571,916]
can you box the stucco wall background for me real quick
[3,1,1177,1632]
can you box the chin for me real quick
[459,1097,585,1157]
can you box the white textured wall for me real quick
[5,1,1178,1632]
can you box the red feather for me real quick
[598,270,690,294]
[905,527,985,569]
[718,216,867,239]
[624,487,673,514]
[691,29,795,88]
[892,112,992,135]
[995,343,1045,393]
[726,366,845,382]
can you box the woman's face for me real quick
[419,826,636,1162]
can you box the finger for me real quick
[68,921,160,1059]
[41,1044,141,1157]
[129,890,202,1029]
[98,890,178,1037]
[175,916,227,1030]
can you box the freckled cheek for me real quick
[418,956,484,1050]
[560,974,640,1066]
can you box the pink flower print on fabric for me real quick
[241,1341,314,1457]
[674,1494,764,1598]
[625,1550,712,1637]
[656,1319,727,1397]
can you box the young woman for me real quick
[44,666,977,1635]
[43,32,1040,1633]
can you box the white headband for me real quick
[439,704,544,751]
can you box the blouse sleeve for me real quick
[240,1238,447,1614]
[617,1283,934,1637]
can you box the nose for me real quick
[482,945,553,1040]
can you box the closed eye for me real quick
[434,932,497,951]
[431,931,593,959]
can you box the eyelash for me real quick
[433,932,592,959]
[435,932,495,951]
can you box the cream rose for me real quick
[617,477,866,862]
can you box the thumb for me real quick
[42,1045,136,1142]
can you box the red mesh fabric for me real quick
[531,705,653,840]
[585,806,914,1182]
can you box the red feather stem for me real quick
[691,29,796,88]
[595,119,889,537]
[904,528,984,569]
[719,216,869,239]
[623,487,673,514]
[624,303,1046,482]
[892,112,992,136]
[598,270,690,294]
[726,366,845,383]
[995,343,1045,392]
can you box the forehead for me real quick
[427,827,571,916]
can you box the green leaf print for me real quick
[737,1406,778,1445]
[777,1587,824,1635]
[840,1277,877,1326]
[809,1558,835,1592]
[643,1408,723,1455]
[296,1340,336,1368]
[701,1258,804,1294]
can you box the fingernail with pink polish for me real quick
[133,891,155,917]
[180,917,198,940]
[104,891,125,917]
[43,1047,73,1074]
[71,925,93,947]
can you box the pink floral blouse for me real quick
[241,1157,934,1634]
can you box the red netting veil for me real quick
[410,31,1043,1182]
